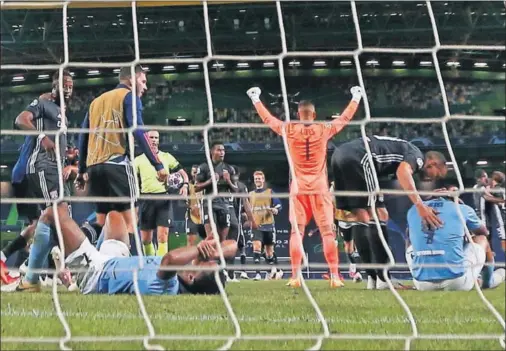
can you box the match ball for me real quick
[167,172,184,190]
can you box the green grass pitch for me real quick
[1,280,504,350]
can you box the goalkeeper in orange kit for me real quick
[247,86,363,288]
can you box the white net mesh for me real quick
[1,0,505,350]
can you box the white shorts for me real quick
[406,243,486,292]
[65,238,130,294]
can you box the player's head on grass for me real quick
[178,261,227,295]
[119,64,147,98]
[254,170,265,189]
[147,130,160,152]
[297,100,316,122]
[422,151,448,180]
[475,168,488,185]
[52,69,73,102]
[210,141,225,162]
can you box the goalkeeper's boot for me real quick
[330,274,345,288]
[286,277,301,288]
[239,271,249,280]
[15,279,41,293]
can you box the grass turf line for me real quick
[1,280,504,350]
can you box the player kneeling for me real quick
[406,194,505,291]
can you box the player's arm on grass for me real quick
[157,239,237,280]
[327,86,362,137]
[247,87,283,136]
[397,162,442,229]
[15,99,56,160]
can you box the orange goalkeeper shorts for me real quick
[289,192,334,231]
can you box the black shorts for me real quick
[12,180,40,222]
[203,207,231,230]
[251,228,276,246]
[87,163,137,214]
[139,198,172,231]
[26,165,71,208]
[331,145,385,211]
[227,210,244,249]
[186,218,206,239]
[336,221,354,242]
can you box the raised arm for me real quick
[247,87,283,136]
[328,86,362,137]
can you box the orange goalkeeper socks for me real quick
[289,231,303,278]
[322,234,339,278]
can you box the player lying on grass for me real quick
[331,136,447,290]
[406,191,505,291]
[9,211,234,295]
[247,86,362,288]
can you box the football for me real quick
[167,172,184,190]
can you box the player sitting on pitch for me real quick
[405,190,505,291]
[331,136,447,289]
[247,86,362,288]
[35,211,234,295]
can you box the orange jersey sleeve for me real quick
[286,123,331,193]
[325,100,359,138]
[253,101,283,136]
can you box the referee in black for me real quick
[76,65,168,255]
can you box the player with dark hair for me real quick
[247,86,362,288]
[330,136,448,289]
[7,69,87,292]
[226,167,255,281]
[29,211,233,296]
[76,65,168,255]
[195,142,256,242]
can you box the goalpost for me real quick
[0,0,505,350]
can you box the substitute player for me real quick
[13,70,84,292]
[331,136,447,289]
[186,165,205,245]
[247,86,363,288]
[249,171,283,281]
[76,65,168,255]
[405,193,505,291]
[135,130,189,257]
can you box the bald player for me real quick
[247,86,363,288]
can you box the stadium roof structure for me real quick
[1,1,504,68]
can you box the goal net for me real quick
[0,0,505,350]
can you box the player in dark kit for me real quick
[11,70,85,292]
[331,135,447,289]
[196,142,256,242]
[226,168,255,281]
[0,136,39,284]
